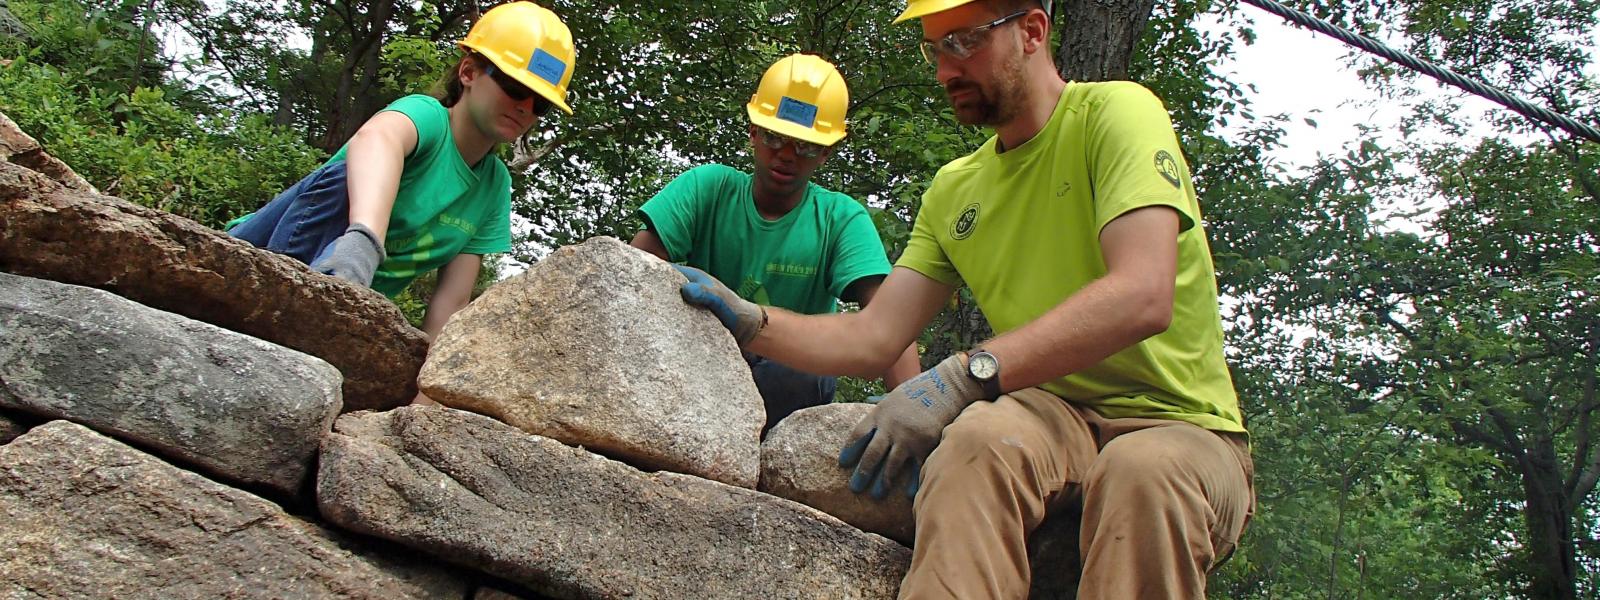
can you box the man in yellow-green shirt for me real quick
[675,0,1254,597]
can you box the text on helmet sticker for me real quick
[528,49,567,87]
[776,97,818,128]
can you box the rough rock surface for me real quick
[0,272,340,495]
[419,236,763,487]
[318,406,908,599]
[0,110,92,192]
[761,404,1084,598]
[0,159,427,412]
[760,403,916,544]
[0,421,471,599]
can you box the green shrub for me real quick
[0,58,324,229]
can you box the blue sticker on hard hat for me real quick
[528,48,567,86]
[776,97,818,128]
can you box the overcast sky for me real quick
[1214,7,1582,171]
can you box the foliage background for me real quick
[1,0,1596,596]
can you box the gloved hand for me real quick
[310,223,386,287]
[838,354,985,500]
[674,264,766,345]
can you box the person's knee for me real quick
[1085,426,1212,497]
[925,405,1026,473]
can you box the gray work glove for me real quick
[674,264,767,345]
[838,354,985,500]
[311,223,386,287]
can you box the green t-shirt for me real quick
[639,164,892,315]
[897,81,1244,433]
[327,94,512,297]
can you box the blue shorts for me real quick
[228,161,352,265]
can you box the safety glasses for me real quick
[919,10,1029,64]
[484,62,553,117]
[756,127,827,159]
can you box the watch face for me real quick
[970,352,999,380]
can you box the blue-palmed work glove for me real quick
[674,264,767,345]
[310,223,386,288]
[838,354,985,500]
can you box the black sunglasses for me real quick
[484,62,553,116]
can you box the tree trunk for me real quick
[275,25,326,130]
[1052,0,1156,82]
[322,0,394,152]
[1518,438,1578,600]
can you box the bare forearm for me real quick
[746,309,906,379]
[420,297,467,341]
[882,344,921,389]
[344,138,403,240]
[341,114,415,243]
[421,256,481,341]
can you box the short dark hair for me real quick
[434,53,490,108]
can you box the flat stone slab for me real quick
[0,421,470,599]
[0,159,428,412]
[318,406,908,599]
[420,236,763,488]
[0,272,340,496]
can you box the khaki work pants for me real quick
[898,388,1255,600]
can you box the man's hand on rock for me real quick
[837,354,985,500]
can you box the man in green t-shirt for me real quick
[674,1,1254,597]
[631,54,920,434]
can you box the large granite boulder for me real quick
[419,236,763,488]
[0,421,471,599]
[0,158,428,412]
[0,272,339,496]
[760,403,915,544]
[318,406,908,599]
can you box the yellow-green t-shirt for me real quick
[896,81,1244,433]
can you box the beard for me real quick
[945,50,1029,127]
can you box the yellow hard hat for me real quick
[746,54,848,147]
[459,2,577,114]
[894,0,1050,23]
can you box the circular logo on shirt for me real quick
[1154,150,1183,189]
[951,203,980,240]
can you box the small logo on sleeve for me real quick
[951,203,980,240]
[1154,150,1183,189]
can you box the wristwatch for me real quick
[965,349,1003,399]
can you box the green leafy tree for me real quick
[1,0,325,228]
[1220,1,1600,597]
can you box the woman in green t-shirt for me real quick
[228,1,576,341]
